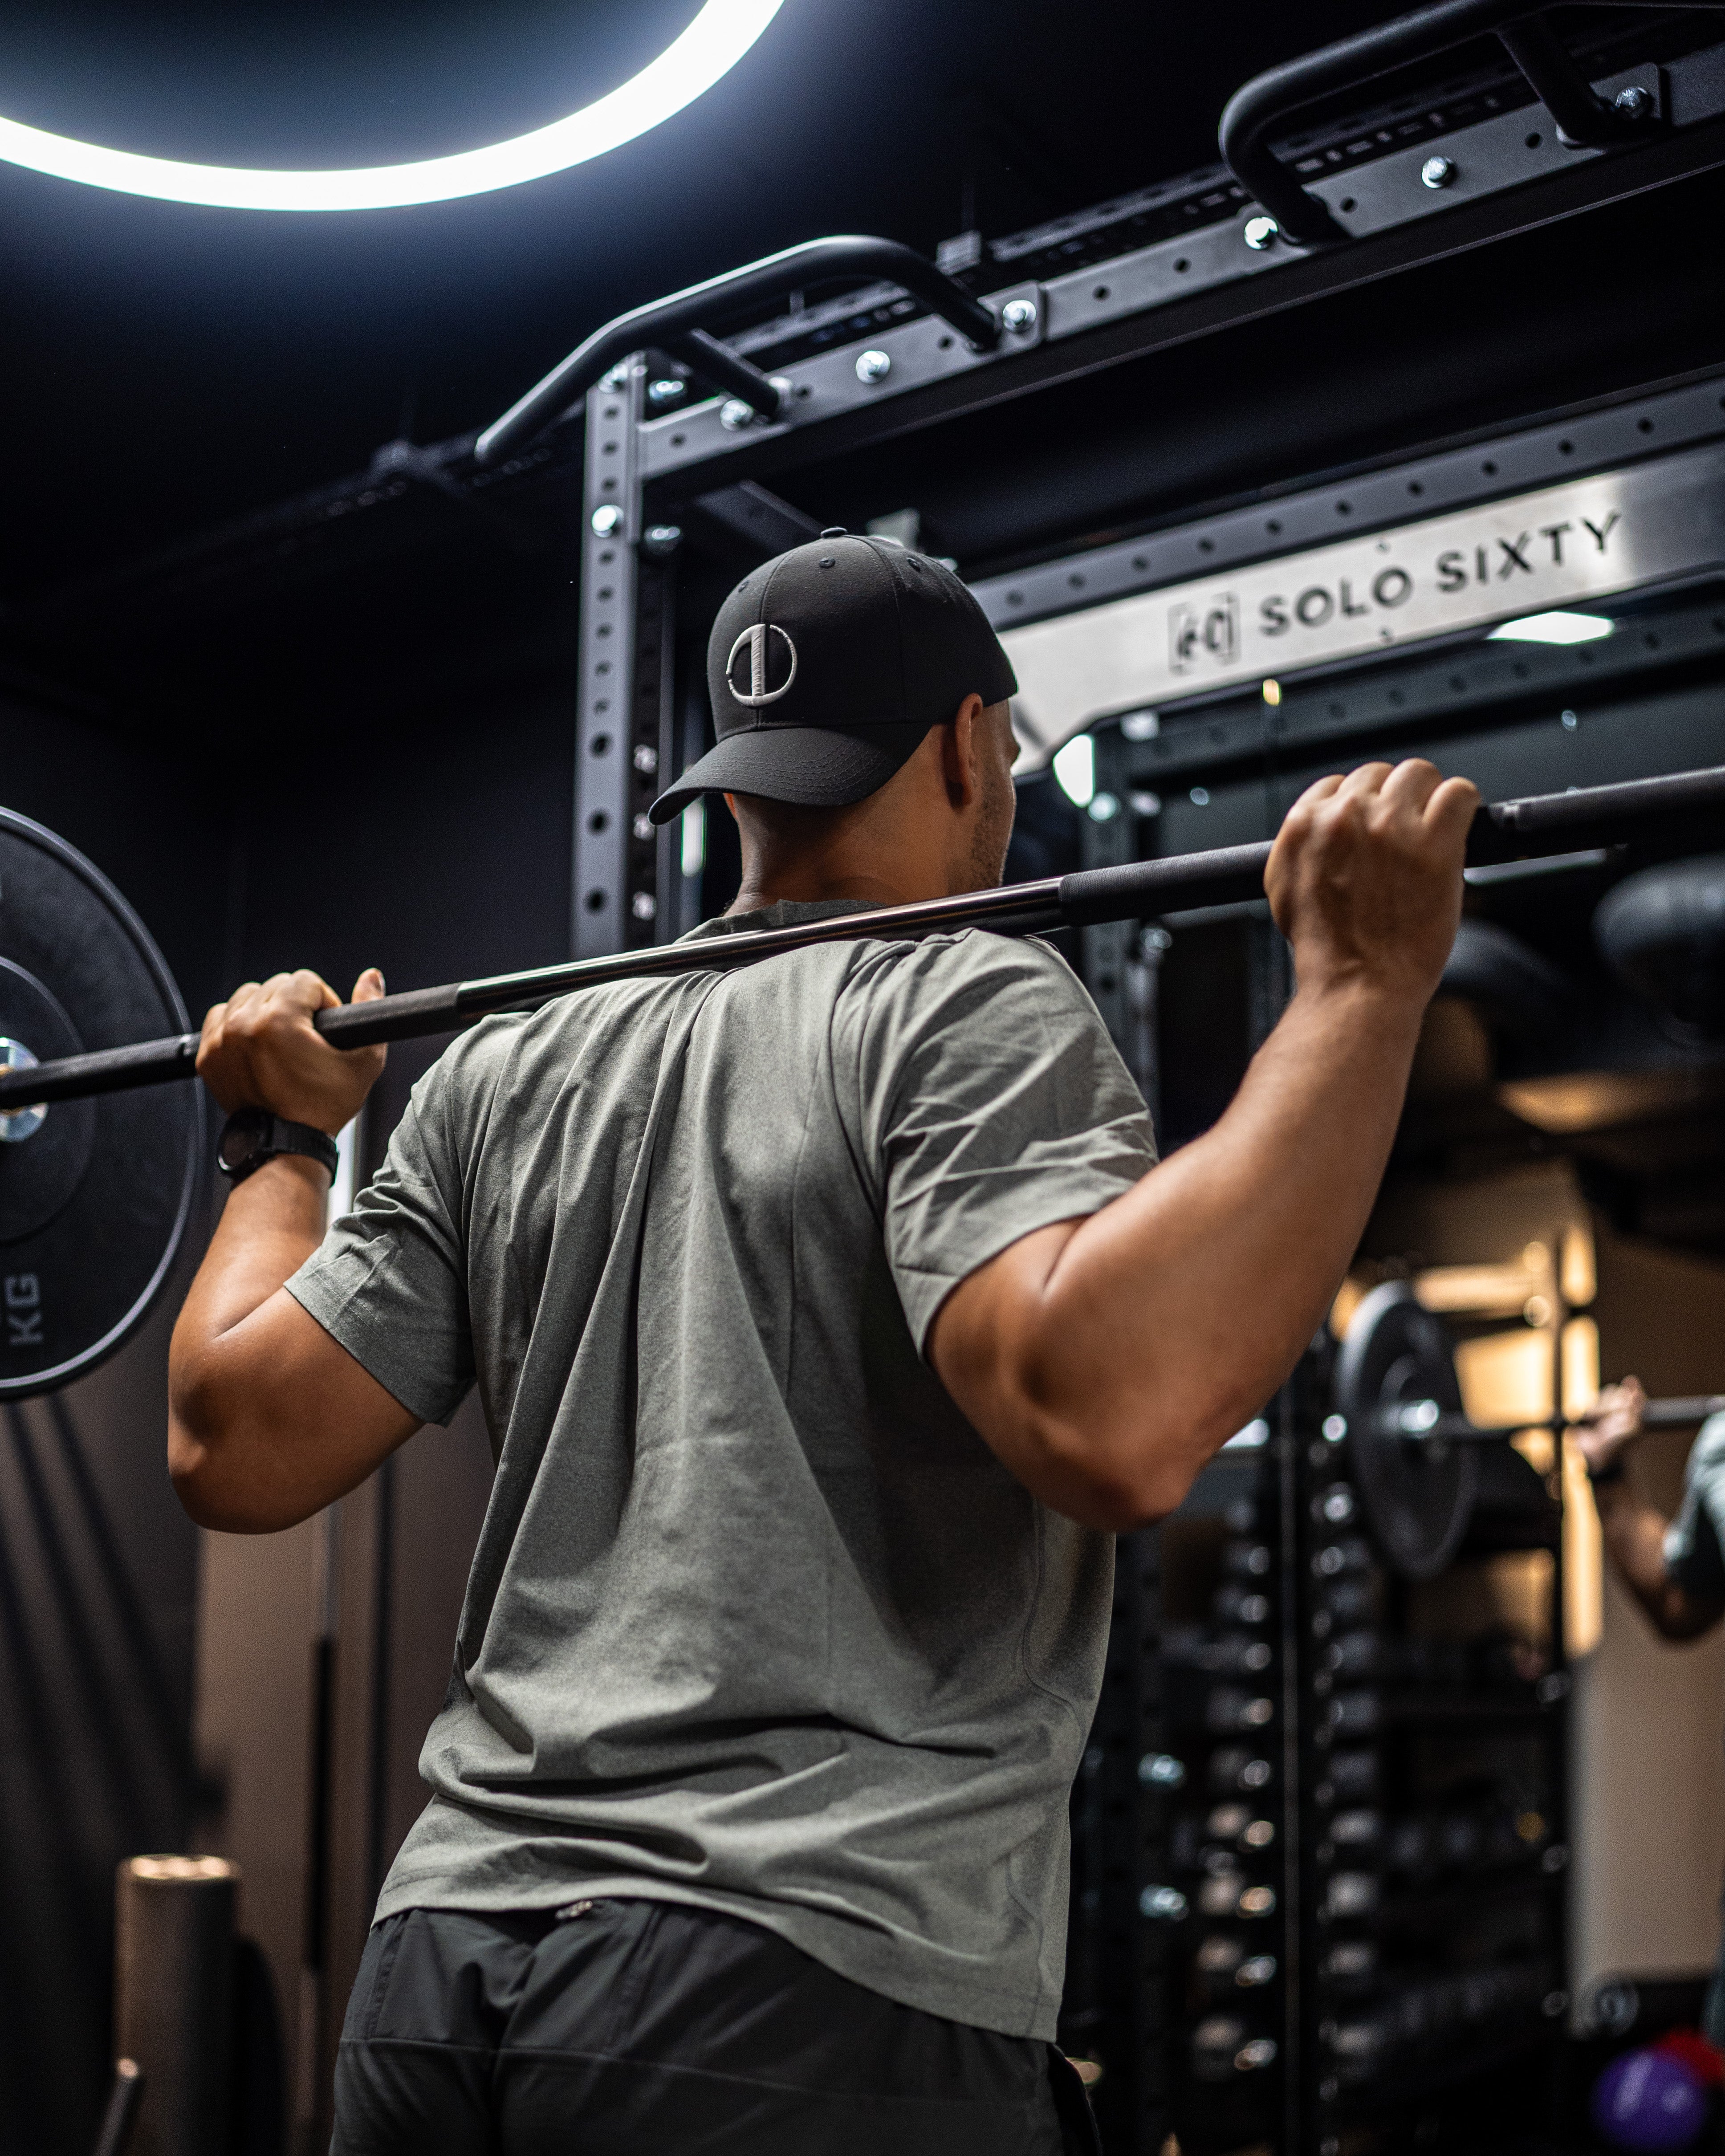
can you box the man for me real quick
[169,533,1475,2154]
[1574,1381,1725,2045]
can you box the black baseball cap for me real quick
[647,531,1017,824]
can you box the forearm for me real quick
[1017,975,1423,1523]
[168,964,418,1532]
[181,1155,329,1339]
[169,1157,327,1465]
[1594,1482,1718,1639]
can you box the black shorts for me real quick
[331,1899,1100,2156]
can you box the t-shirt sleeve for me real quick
[848,933,1157,1354]
[285,1056,476,1427]
[1662,1412,1725,1604]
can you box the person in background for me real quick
[1574,1382,1725,2047]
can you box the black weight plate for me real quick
[0,956,94,1239]
[1334,1281,1478,1580]
[0,808,195,1396]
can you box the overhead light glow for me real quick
[1052,736,1095,808]
[0,0,785,211]
[1486,611,1615,646]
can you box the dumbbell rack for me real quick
[1062,1341,1572,2156]
[1292,1352,1570,2156]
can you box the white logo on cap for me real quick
[725,622,798,706]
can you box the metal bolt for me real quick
[1561,708,1579,732]
[1421,155,1457,190]
[590,503,622,537]
[632,814,655,842]
[1243,215,1279,251]
[1139,1885,1188,1921]
[631,891,657,922]
[720,398,755,431]
[855,349,891,385]
[0,1038,45,1144]
[1087,791,1121,822]
[642,523,683,558]
[1615,84,1653,120]
[646,377,685,408]
[632,744,659,775]
[1000,296,1038,334]
[1138,1753,1185,1788]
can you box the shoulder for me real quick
[400,1009,538,1128]
[844,928,1095,1029]
[837,929,1147,1144]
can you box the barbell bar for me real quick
[2,761,1722,1116]
[1375,1394,1725,1444]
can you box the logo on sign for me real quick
[725,622,799,707]
[1169,594,1239,675]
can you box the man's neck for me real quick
[727,868,919,915]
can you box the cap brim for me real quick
[648,721,930,825]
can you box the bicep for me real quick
[929,1221,1072,1420]
[928,1219,1139,1527]
[173,1289,422,1533]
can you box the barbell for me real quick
[0,762,1720,1399]
[1334,1279,1724,1578]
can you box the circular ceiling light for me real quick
[0,0,785,212]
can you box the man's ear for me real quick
[941,694,986,810]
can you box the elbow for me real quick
[1067,1454,1196,1535]
[167,1373,262,1533]
[169,1449,285,1535]
[1654,1596,1722,1644]
[167,1413,228,1530]
[1001,1331,1202,1532]
[1017,1400,1200,1535]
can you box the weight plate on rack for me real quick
[0,808,195,1396]
[1334,1281,1478,1580]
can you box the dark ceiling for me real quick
[3,0,1721,743]
[1,0,1411,592]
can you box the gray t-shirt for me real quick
[288,901,1155,2039]
[1663,1412,1725,1605]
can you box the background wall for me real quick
[1367,1163,1725,2015]
[0,669,564,2153]
[1572,1229,1725,2003]
[0,694,225,2156]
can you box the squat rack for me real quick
[467,0,1725,960]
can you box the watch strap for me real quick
[219,1109,340,1187]
[1586,1454,1627,1488]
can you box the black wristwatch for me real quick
[1586,1454,1627,1489]
[217,1108,340,1187]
